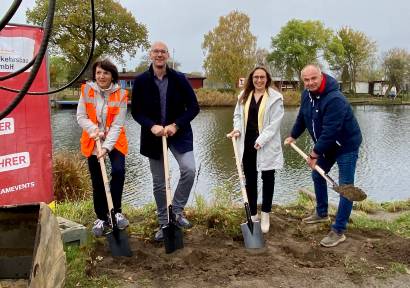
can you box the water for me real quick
[51,105,410,206]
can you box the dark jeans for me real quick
[312,150,359,234]
[87,149,125,221]
[242,145,275,215]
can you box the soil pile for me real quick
[88,207,410,288]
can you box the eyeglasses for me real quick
[151,49,168,55]
[253,76,266,80]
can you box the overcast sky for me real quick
[2,0,410,73]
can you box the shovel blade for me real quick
[240,221,264,249]
[107,229,133,257]
[163,223,184,254]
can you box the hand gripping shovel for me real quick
[162,136,184,254]
[290,142,367,202]
[95,138,132,257]
[231,137,264,249]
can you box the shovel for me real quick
[231,136,264,249]
[290,142,367,202]
[162,135,184,254]
[95,138,132,257]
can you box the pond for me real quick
[51,105,410,206]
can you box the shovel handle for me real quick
[289,142,337,187]
[95,138,115,221]
[162,136,173,220]
[231,136,249,204]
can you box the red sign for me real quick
[0,24,53,205]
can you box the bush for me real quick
[195,88,237,106]
[53,151,91,202]
[282,90,300,106]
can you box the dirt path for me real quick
[88,209,410,287]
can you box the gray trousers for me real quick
[149,145,195,225]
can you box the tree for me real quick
[26,0,149,73]
[202,11,256,88]
[49,56,70,87]
[382,48,410,95]
[269,19,332,86]
[325,27,376,94]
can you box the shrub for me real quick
[53,151,91,202]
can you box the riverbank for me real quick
[52,89,410,108]
[58,193,410,287]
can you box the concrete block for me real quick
[57,217,87,246]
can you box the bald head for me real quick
[301,64,323,92]
[149,41,169,71]
[150,41,169,52]
[301,64,321,78]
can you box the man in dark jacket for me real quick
[284,64,362,247]
[131,41,199,241]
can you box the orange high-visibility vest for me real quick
[80,84,128,157]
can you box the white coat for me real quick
[233,87,284,171]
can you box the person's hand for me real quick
[307,150,319,169]
[97,147,108,159]
[283,136,296,146]
[151,125,165,137]
[226,130,240,138]
[254,143,261,150]
[90,128,105,140]
[164,123,178,137]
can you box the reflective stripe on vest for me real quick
[80,84,128,157]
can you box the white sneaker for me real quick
[251,214,259,222]
[261,212,270,233]
[115,213,129,230]
[92,219,108,237]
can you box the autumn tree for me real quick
[325,27,376,94]
[49,56,70,87]
[269,19,332,86]
[382,48,410,95]
[202,11,256,88]
[26,0,149,74]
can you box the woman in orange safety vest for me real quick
[76,59,129,237]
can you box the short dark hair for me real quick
[92,59,119,83]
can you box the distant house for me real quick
[118,72,206,90]
[271,76,299,91]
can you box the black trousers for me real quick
[87,149,125,221]
[242,145,275,215]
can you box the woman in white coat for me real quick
[227,66,284,233]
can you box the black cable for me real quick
[0,0,22,31]
[0,56,36,81]
[0,0,55,120]
[0,0,96,95]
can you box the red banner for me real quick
[0,24,53,205]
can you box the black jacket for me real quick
[131,65,200,159]
[291,73,362,157]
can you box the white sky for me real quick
[2,0,410,73]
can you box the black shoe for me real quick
[175,213,193,229]
[154,225,165,242]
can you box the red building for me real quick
[118,72,206,90]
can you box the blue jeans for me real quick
[312,149,359,234]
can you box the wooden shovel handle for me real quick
[231,136,249,204]
[289,142,337,187]
[162,136,172,219]
[95,138,115,216]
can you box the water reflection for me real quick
[51,105,410,207]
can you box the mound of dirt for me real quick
[88,210,410,287]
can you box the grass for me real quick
[64,242,120,288]
[56,189,410,286]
